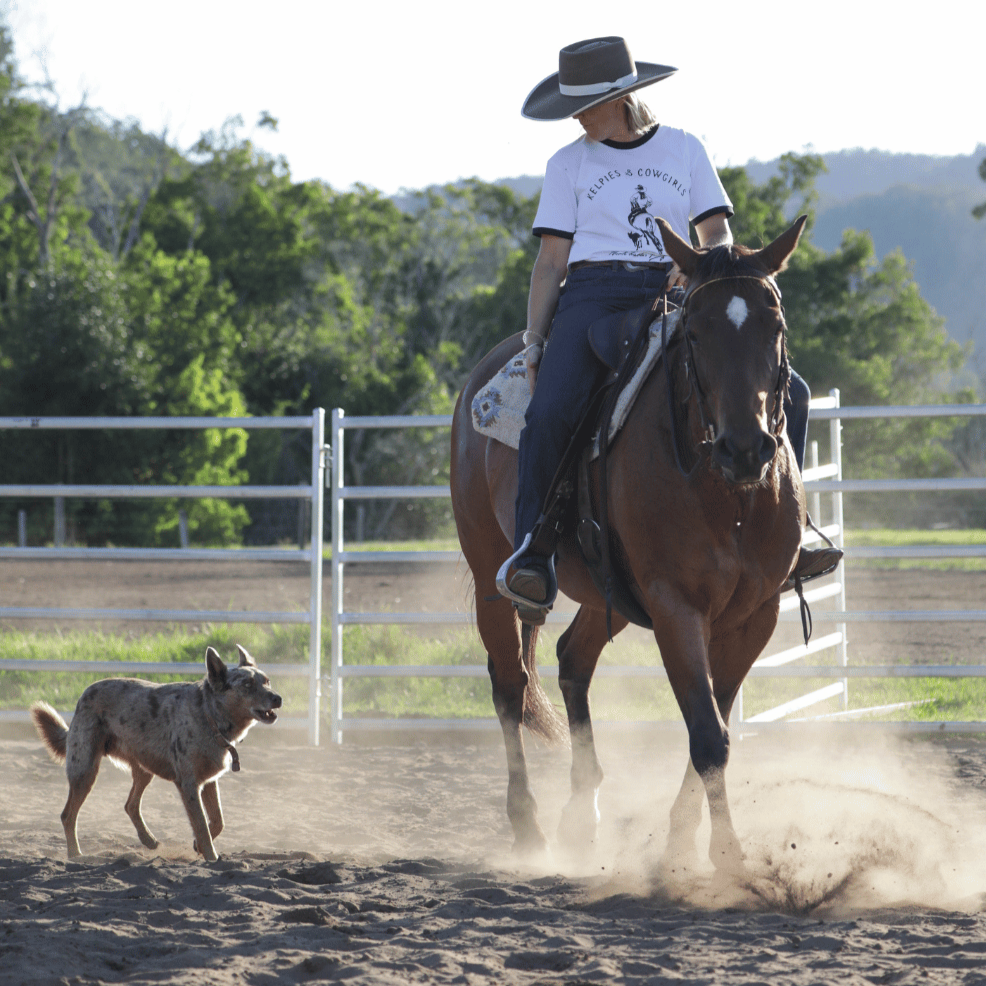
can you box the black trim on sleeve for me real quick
[532,227,575,240]
[693,205,734,225]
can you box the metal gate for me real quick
[0,412,327,744]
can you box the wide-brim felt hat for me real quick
[522,36,676,121]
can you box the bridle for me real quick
[662,273,791,478]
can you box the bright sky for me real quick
[6,0,983,195]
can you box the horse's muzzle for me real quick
[712,429,778,484]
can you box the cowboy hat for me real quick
[522,37,676,121]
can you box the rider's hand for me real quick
[525,343,542,396]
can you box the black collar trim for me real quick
[603,125,659,150]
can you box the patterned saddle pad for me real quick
[470,311,677,455]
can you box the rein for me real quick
[664,273,791,478]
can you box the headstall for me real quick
[663,274,791,478]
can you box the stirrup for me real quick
[496,533,558,620]
[782,545,844,592]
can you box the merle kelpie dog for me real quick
[32,645,281,861]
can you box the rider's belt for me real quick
[569,260,673,273]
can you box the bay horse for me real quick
[450,216,808,873]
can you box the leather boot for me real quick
[508,560,550,607]
[783,545,844,591]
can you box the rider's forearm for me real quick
[526,258,567,341]
[527,276,562,341]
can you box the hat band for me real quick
[558,69,637,97]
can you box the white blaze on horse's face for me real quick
[725,295,749,330]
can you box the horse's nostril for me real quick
[714,431,776,481]
[759,433,778,466]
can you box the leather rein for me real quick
[662,274,791,478]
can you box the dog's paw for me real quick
[193,839,220,863]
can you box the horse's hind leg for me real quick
[489,657,548,853]
[556,605,622,852]
[451,411,550,853]
[467,533,547,852]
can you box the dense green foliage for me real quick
[0,25,978,545]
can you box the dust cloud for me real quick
[565,728,986,917]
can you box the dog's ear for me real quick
[206,647,228,687]
[236,645,256,668]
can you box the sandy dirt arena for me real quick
[2,559,986,984]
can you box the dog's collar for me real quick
[205,711,241,772]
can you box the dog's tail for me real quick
[31,702,69,762]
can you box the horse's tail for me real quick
[31,702,69,762]
[521,623,569,745]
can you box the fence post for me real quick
[178,510,190,548]
[830,388,849,710]
[809,441,821,523]
[329,409,345,745]
[307,409,326,746]
[17,510,26,547]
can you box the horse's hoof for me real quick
[511,823,549,858]
[512,835,549,858]
[557,790,600,853]
[709,839,746,877]
[657,845,701,882]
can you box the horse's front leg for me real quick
[556,606,624,852]
[699,606,783,871]
[654,605,744,875]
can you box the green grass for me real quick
[844,528,986,570]
[3,529,985,725]
[4,621,986,725]
[0,625,312,717]
[737,675,986,723]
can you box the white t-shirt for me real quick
[532,125,733,265]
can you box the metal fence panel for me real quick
[0,412,327,744]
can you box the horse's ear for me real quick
[753,214,808,275]
[655,218,701,277]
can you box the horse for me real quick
[449,215,808,873]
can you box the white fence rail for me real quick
[3,402,985,746]
[0,413,328,745]
[327,399,986,743]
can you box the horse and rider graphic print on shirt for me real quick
[531,124,733,266]
[627,185,662,252]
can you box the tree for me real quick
[722,155,973,526]
[69,114,177,260]
[718,151,825,246]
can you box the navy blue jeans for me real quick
[513,266,811,553]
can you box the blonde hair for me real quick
[624,93,657,135]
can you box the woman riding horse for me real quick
[505,36,841,614]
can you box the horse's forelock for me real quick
[691,243,768,285]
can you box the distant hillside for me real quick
[743,146,986,206]
[812,184,985,363]
[495,146,986,365]
[746,148,986,366]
